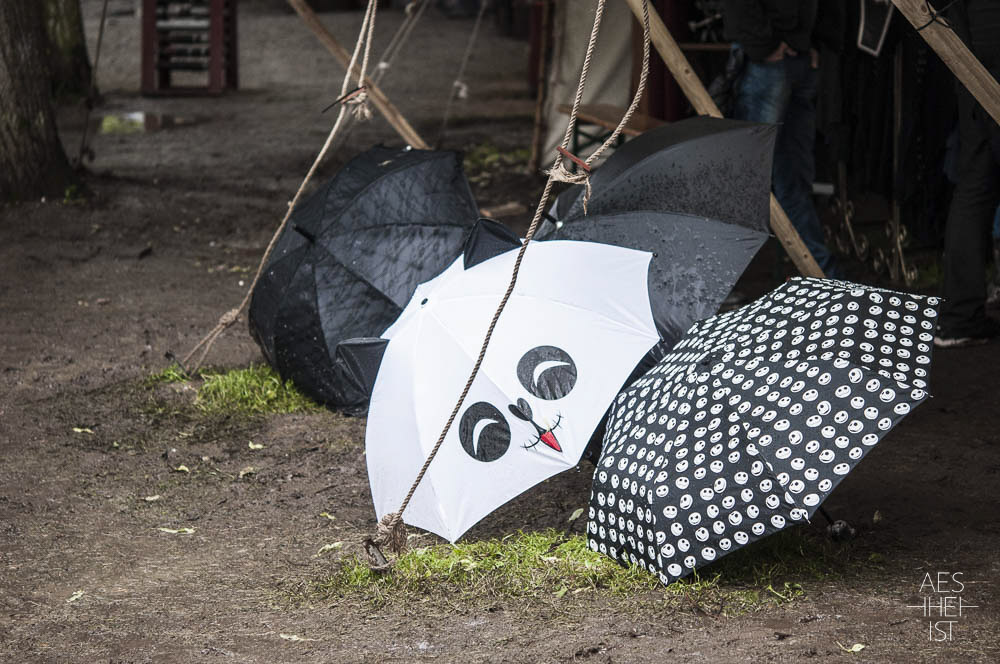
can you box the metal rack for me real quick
[141,0,238,95]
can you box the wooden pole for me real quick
[528,0,553,172]
[286,0,430,150]
[622,0,825,279]
[891,0,1000,126]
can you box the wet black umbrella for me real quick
[550,116,777,233]
[248,146,479,411]
[586,278,938,585]
[541,117,778,350]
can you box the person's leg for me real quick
[939,93,1000,335]
[769,57,839,277]
[732,57,790,126]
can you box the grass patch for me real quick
[196,365,321,414]
[145,364,321,415]
[305,528,847,614]
[145,363,190,385]
[463,142,531,186]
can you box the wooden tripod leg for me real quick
[892,0,1000,126]
[286,0,430,150]
[621,0,825,279]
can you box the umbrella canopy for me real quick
[586,278,939,585]
[248,146,478,411]
[549,210,768,347]
[366,240,661,542]
[539,117,777,348]
[550,116,777,233]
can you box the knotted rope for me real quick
[368,0,652,566]
[182,0,380,371]
[544,0,650,213]
[437,0,490,146]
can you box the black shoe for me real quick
[934,317,1000,348]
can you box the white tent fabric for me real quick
[542,1,633,159]
[366,240,660,542]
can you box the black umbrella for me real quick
[538,117,778,348]
[550,116,777,233]
[586,278,939,585]
[248,146,479,411]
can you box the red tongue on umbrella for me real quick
[540,431,561,452]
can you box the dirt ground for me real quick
[1,2,999,662]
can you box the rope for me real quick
[436,0,490,146]
[75,0,110,166]
[369,0,652,564]
[318,1,431,189]
[917,0,957,31]
[182,0,380,370]
[374,0,429,84]
[545,0,650,213]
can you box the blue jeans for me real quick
[733,49,840,277]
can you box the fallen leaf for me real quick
[319,512,336,521]
[873,510,883,524]
[239,466,255,479]
[158,527,195,535]
[316,542,343,555]
[66,590,85,603]
[568,507,584,522]
[175,465,190,473]
[143,495,161,502]
[279,633,317,642]
[248,442,264,450]
[72,427,94,435]
[836,642,867,653]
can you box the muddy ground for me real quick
[1,2,999,662]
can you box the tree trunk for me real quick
[43,0,93,99]
[0,0,74,202]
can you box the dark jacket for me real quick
[723,1,842,62]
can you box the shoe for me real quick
[934,317,1000,348]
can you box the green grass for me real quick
[145,364,321,415]
[145,363,190,385]
[305,528,855,613]
[463,142,531,186]
[196,365,321,414]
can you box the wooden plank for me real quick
[285,0,430,150]
[622,0,825,279]
[891,0,1000,126]
[556,103,666,136]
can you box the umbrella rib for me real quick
[309,244,410,311]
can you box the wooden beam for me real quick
[286,0,430,150]
[622,0,825,279]
[891,0,1000,126]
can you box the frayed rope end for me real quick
[546,161,593,215]
[347,90,372,121]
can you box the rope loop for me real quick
[546,161,593,212]
[218,308,241,327]
[346,89,373,120]
[375,512,408,553]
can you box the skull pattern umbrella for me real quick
[248,146,478,412]
[365,240,661,543]
[587,278,939,585]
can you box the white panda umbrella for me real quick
[366,239,661,543]
[587,278,939,585]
